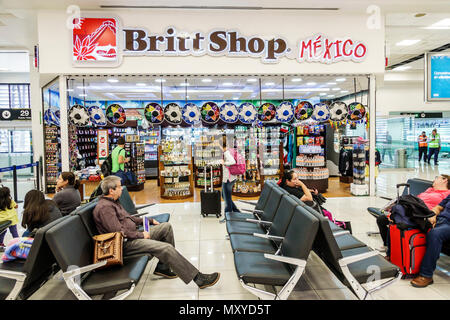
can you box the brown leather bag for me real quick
[93,232,123,269]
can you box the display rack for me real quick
[76,127,98,168]
[232,126,262,197]
[139,127,160,178]
[258,126,284,186]
[44,126,60,193]
[294,124,329,193]
[158,140,194,200]
[124,135,146,187]
[193,131,223,188]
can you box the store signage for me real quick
[72,17,368,66]
[97,129,109,165]
[0,109,32,121]
[400,112,443,119]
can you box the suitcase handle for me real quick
[396,183,410,189]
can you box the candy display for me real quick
[182,103,201,125]
[68,104,90,126]
[200,101,220,124]
[257,102,276,122]
[106,103,127,125]
[144,102,164,124]
[219,102,239,123]
[276,101,294,123]
[164,103,182,125]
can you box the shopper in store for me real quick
[220,138,242,215]
[411,193,450,288]
[427,129,441,165]
[417,131,428,162]
[53,172,81,216]
[93,175,221,289]
[279,170,315,207]
[376,174,450,253]
[0,187,19,251]
[21,190,62,237]
[111,136,136,185]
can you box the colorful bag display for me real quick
[1,237,34,262]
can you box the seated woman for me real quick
[21,190,62,237]
[377,174,450,253]
[279,170,317,207]
[53,172,81,216]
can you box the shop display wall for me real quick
[194,129,223,188]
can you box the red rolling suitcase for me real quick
[389,183,427,277]
[389,225,427,277]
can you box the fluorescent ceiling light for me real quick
[395,39,421,46]
[265,82,275,86]
[155,79,166,83]
[107,78,119,83]
[291,78,302,82]
[247,78,257,82]
[327,82,337,85]
[202,78,212,83]
[222,82,233,86]
[306,82,316,86]
[79,94,87,97]
[393,65,412,71]
[179,83,190,86]
[341,90,349,93]
[67,89,74,92]
[328,95,335,98]
[262,88,330,92]
[319,92,327,96]
[425,18,450,29]
[332,88,341,91]
[170,89,253,93]
[76,86,85,89]
[0,67,9,71]
[336,78,346,82]
[136,83,147,86]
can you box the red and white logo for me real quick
[72,18,118,62]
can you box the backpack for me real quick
[100,154,113,177]
[227,149,246,175]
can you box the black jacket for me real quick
[391,195,435,231]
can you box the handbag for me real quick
[93,232,123,269]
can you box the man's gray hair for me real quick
[101,176,121,195]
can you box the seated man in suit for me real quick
[93,175,220,289]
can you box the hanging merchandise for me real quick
[276,101,294,123]
[88,105,107,126]
[219,102,239,123]
[329,101,348,122]
[44,108,60,127]
[352,143,366,185]
[200,101,220,124]
[311,103,331,122]
[164,102,182,125]
[347,102,366,122]
[295,101,313,120]
[182,103,201,125]
[144,102,164,124]
[68,104,90,127]
[106,103,127,125]
[257,102,276,122]
[238,102,257,124]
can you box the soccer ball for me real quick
[311,103,331,122]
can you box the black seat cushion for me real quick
[226,221,265,235]
[329,220,343,232]
[0,261,26,300]
[341,246,400,284]
[234,251,292,286]
[367,207,383,219]
[230,234,278,253]
[82,255,149,296]
[335,234,367,251]
[225,211,254,221]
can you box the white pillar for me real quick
[369,74,376,196]
[59,76,70,171]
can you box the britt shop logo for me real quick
[71,17,368,66]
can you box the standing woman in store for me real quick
[53,172,81,216]
[427,128,441,165]
[220,137,241,217]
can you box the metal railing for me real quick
[0,161,40,202]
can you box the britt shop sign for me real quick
[72,17,368,67]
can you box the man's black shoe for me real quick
[194,272,220,289]
[154,265,178,279]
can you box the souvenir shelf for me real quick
[258,126,284,186]
[44,126,61,193]
[193,131,223,188]
[124,135,146,188]
[158,140,194,200]
[294,124,329,193]
[75,127,98,168]
[139,127,160,178]
[232,126,262,197]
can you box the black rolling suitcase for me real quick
[200,166,221,218]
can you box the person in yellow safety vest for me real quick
[427,129,441,165]
[418,131,428,162]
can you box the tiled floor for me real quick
[2,166,450,300]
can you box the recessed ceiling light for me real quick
[155,79,166,83]
[336,78,346,82]
[306,82,316,86]
[247,78,257,82]
[107,78,119,83]
[332,88,341,91]
[202,78,212,83]
[396,40,421,46]
[136,83,146,86]
[327,82,337,85]
[291,78,302,82]
[223,82,233,86]
[265,82,275,86]
[179,83,190,86]
[415,13,426,18]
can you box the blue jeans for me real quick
[427,148,439,164]
[0,224,19,244]
[419,217,450,278]
[222,180,240,213]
